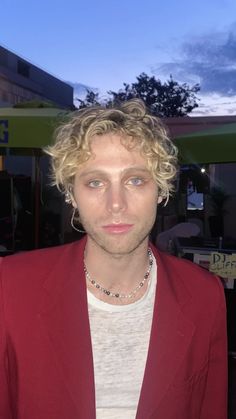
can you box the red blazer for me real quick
[0,237,227,419]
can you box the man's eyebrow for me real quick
[77,167,151,178]
[122,167,151,175]
[77,169,109,178]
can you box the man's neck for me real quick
[84,237,151,304]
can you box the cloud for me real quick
[66,81,98,96]
[65,81,99,106]
[192,93,236,116]
[154,24,236,97]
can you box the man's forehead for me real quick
[87,134,143,164]
[89,132,138,148]
[87,133,144,160]
[75,133,150,175]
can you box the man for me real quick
[0,100,227,418]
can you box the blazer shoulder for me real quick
[0,238,86,279]
[152,245,224,304]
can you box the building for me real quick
[0,46,74,252]
[0,45,73,108]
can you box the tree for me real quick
[107,73,200,117]
[77,89,101,108]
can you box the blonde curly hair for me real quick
[45,99,178,202]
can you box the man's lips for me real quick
[102,224,134,234]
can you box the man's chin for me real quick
[87,232,149,256]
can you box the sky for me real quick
[2,0,236,115]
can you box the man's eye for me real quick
[127,177,144,186]
[87,180,103,188]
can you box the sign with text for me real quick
[0,120,9,144]
[210,252,236,279]
[0,109,67,148]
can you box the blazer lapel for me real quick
[39,237,96,418]
[136,248,196,418]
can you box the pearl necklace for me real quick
[84,249,153,299]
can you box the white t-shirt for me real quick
[87,255,157,419]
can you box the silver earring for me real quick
[65,186,74,204]
[65,191,72,204]
[71,208,86,233]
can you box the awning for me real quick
[0,108,68,150]
[174,122,236,164]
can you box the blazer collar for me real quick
[39,239,195,418]
[39,237,96,418]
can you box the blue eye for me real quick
[88,180,103,188]
[128,177,144,186]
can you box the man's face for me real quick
[72,133,161,255]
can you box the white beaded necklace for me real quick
[84,249,153,299]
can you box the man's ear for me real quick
[67,186,77,208]
[71,196,77,208]
[157,196,163,204]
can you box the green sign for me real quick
[0,120,9,144]
[0,108,67,149]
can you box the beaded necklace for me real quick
[84,249,153,299]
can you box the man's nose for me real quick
[106,184,127,214]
